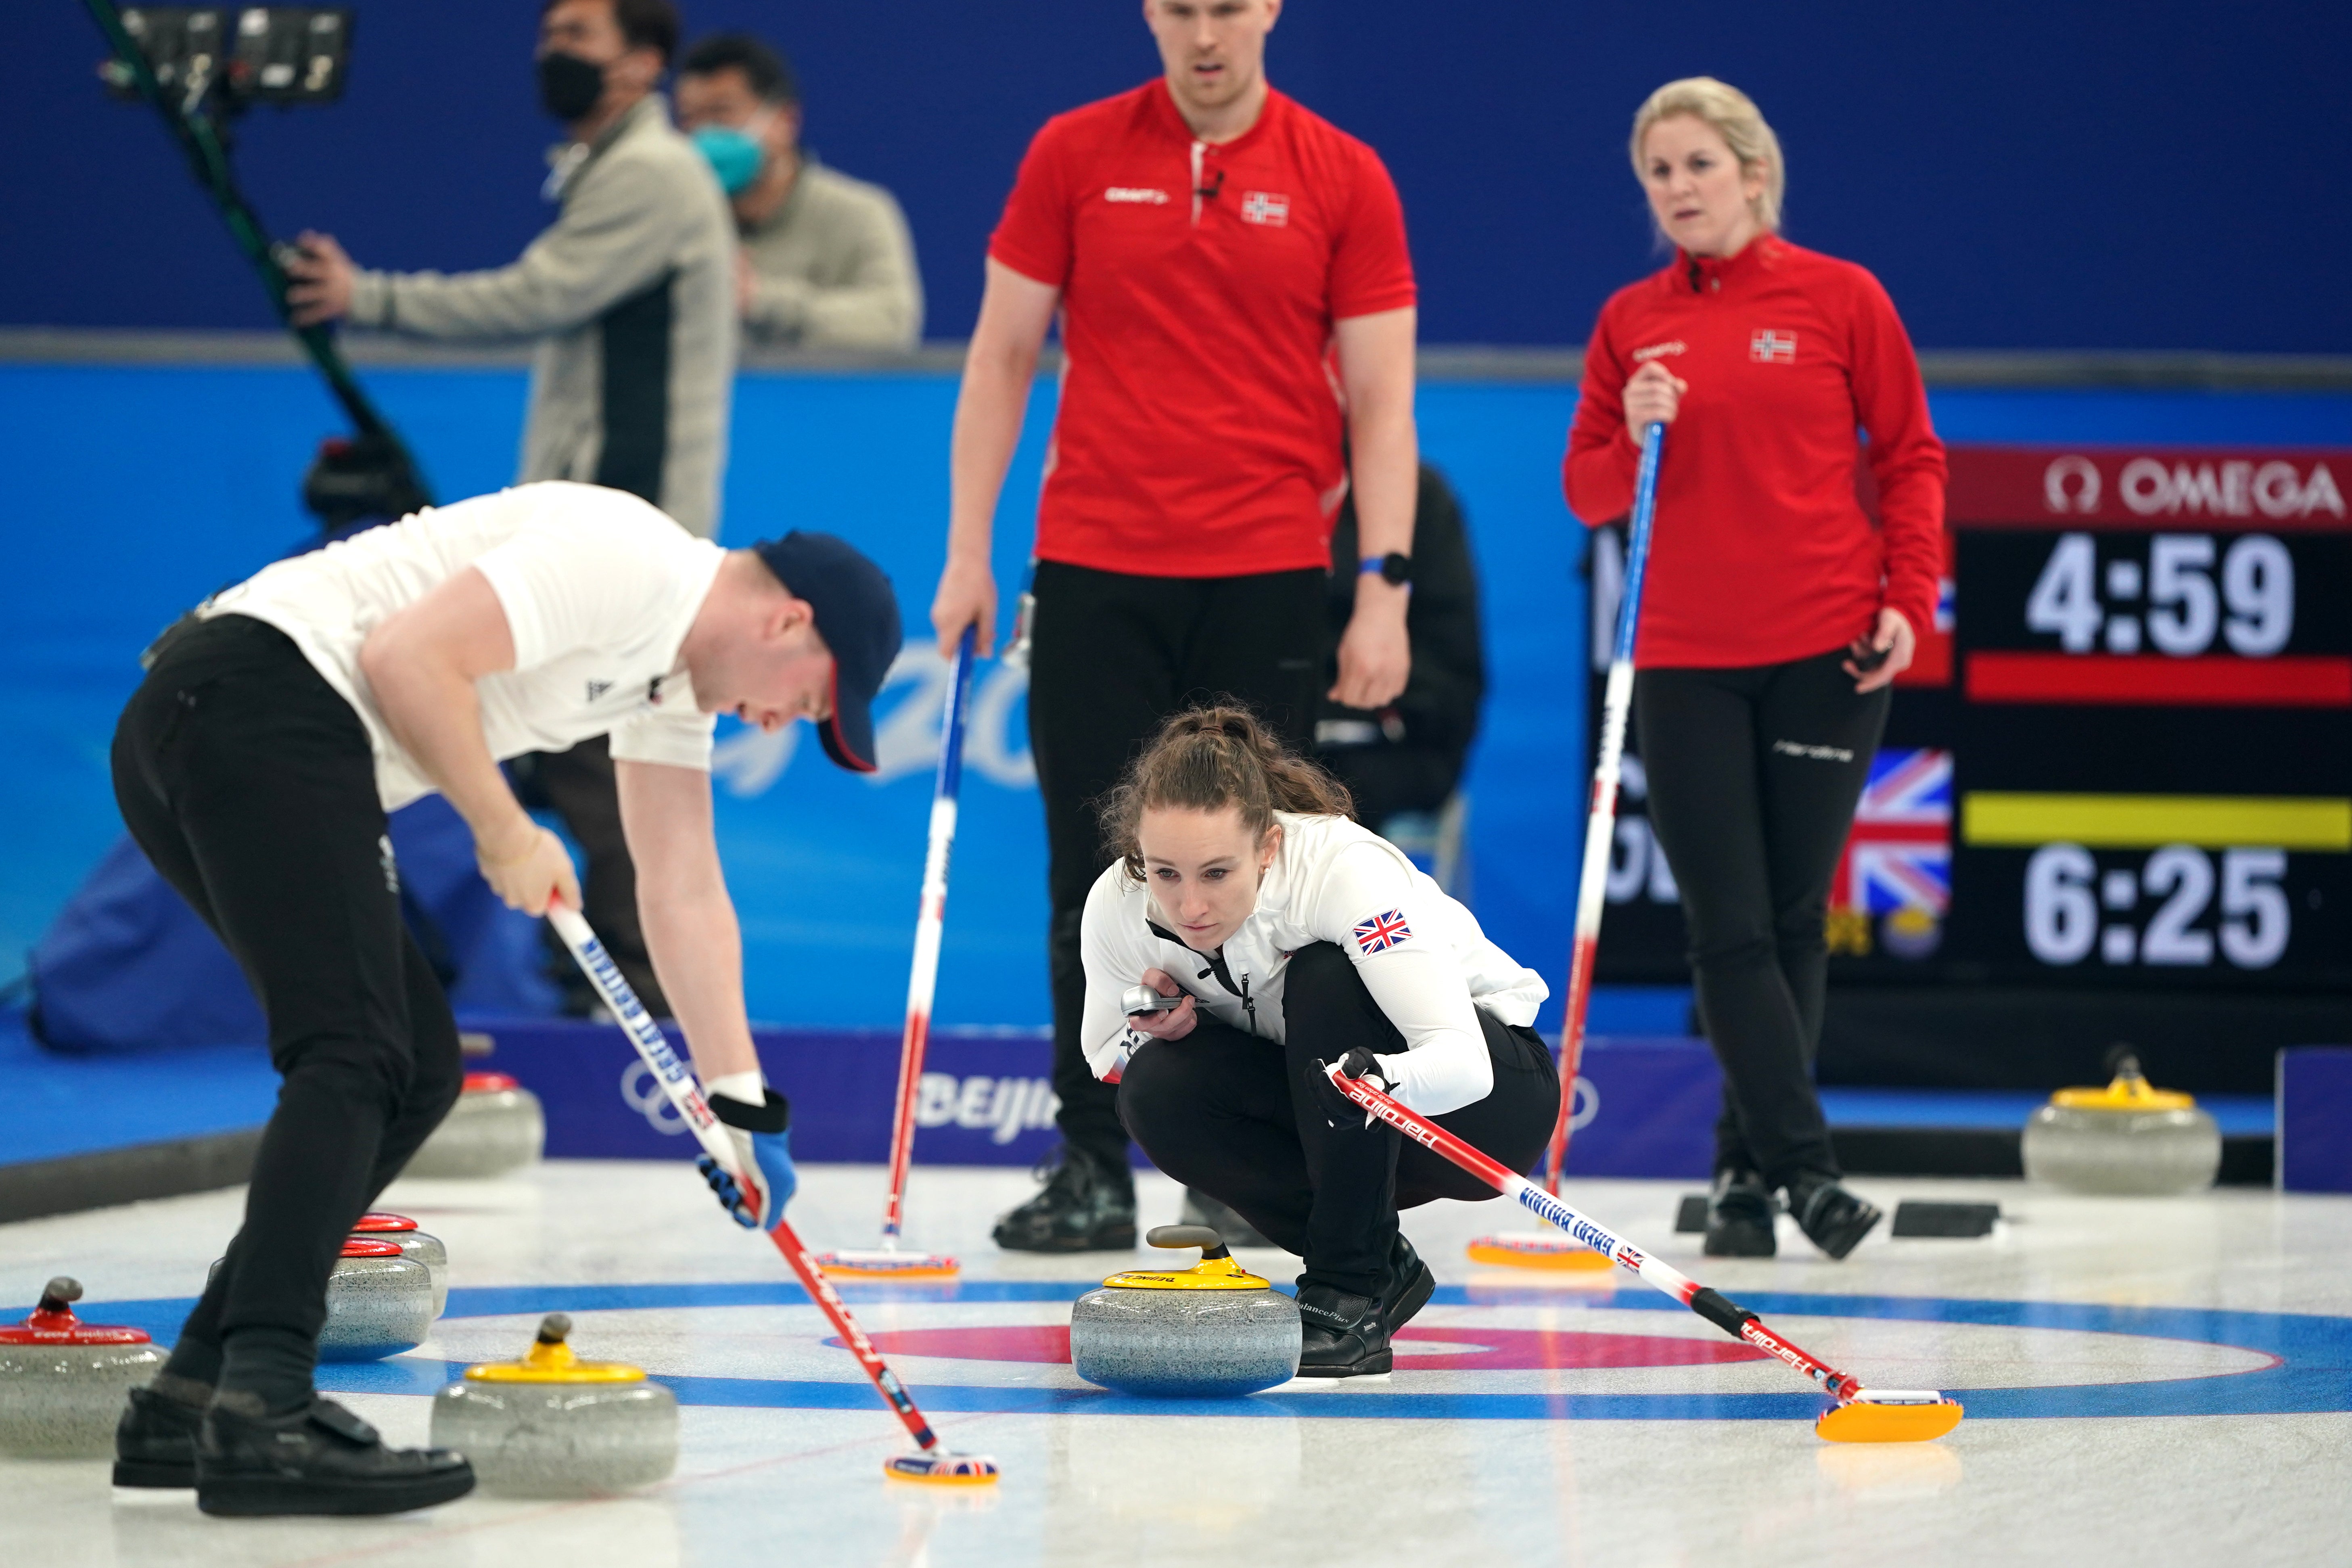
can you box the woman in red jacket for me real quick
[1564,77,1946,1260]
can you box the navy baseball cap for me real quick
[751,532,903,774]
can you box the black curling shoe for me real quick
[1789,1177,1884,1261]
[1382,1233,1436,1335]
[992,1145,1138,1253]
[195,1397,474,1517]
[113,1385,203,1489]
[1703,1169,1778,1258]
[1294,1283,1392,1377]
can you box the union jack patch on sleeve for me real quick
[1353,910,1412,954]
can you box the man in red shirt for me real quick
[930,0,1420,1252]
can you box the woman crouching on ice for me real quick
[1085,706,1560,1378]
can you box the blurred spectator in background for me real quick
[285,0,735,1016]
[676,35,924,350]
[1317,462,1485,895]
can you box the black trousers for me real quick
[1633,647,1889,1189]
[1028,560,1328,1171]
[1320,743,1465,831]
[1117,943,1559,1295]
[112,615,463,1398]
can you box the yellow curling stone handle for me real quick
[1101,1224,1273,1291]
[466,1312,647,1384]
[2050,1054,2195,1114]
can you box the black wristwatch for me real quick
[1359,552,1412,586]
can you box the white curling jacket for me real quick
[1080,813,1549,1115]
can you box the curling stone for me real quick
[430,1313,677,1497]
[2022,1054,2221,1196]
[403,1072,546,1179]
[352,1212,449,1317]
[207,1239,435,1361]
[1070,1225,1300,1397]
[317,1239,437,1361]
[0,1279,164,1457]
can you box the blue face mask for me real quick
[692,124,766,195]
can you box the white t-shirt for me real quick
[204,482,723,809]
[1080,812,1550,1115]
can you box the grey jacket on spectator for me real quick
[741,157,923,350]
[346,96,736,538]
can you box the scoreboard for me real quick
[1588,445,2352,1012]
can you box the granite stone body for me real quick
[403,1075,546,1179]
[1070,1285,1302,1396]
[1070,1229,1303,1398]
[319,1251,436,1360]
[2023,1103,2222,1195]
[353,1215,450,1317]
[431,1314,679,1497]
[430,1379,679,1497]
[209,1244,433,1361]
[0,1280,164,1458]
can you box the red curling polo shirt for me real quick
[1563,237,1946,668]
[990,80,1417,578]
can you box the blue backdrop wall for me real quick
[5,360,2350,1034]
[7,2,2349,351]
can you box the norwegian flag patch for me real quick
[1240,190,1290,226]
[1353,910,1412,954]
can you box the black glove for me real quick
[1307,1048,1392,1127]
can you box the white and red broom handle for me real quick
[546,901,955,1457]
[1546,419,1666,1194]
[1325,1062,1869,1405]
[880,625,976,1243]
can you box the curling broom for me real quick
[1470,420,1664,1273]
[1330,1062,1960,1443]
[818,626,978,1280]
[548,900,998,1485]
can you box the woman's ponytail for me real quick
[1098,703,1355,880]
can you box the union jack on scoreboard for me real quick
[1832,748,1952,916]
[1353,909,1413,954]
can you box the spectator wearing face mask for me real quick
[676,34,924,350]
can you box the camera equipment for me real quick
[86,3,432,532]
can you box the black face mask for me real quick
[537,50,607,122]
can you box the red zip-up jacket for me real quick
[1563,237,1945,669]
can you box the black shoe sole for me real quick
[1294,1347,1394,1378]
[197,1466,475,1518]
[992,1223,1137,1254]
[1703,1221,1777,1258]
[112,1458,196,1489]
[1386,1263,1437,1334]
[1802,1202,1884,1261]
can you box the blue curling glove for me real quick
[701,1087,795,1229]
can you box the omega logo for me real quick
[2044,456,2101,514]
[2043,454,2344,519]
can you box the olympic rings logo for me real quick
[1568,1075,1598,1133]
[620,1061,689,1135]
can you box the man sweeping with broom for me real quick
[107,480,898,1516]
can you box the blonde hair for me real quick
[1630,77,1784,234]
[1100,705,1355,882]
